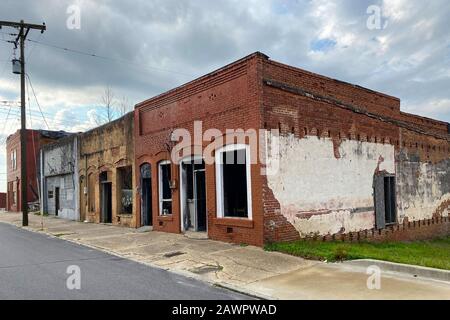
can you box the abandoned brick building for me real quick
[78,112,136,227]
[135,52,450,247]
[6,129,71,212]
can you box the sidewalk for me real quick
[1,212,449,300]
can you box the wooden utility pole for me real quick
[0,20,46,226]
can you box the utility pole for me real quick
[0,20,46,226]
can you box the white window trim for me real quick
[158,160,172,216]
[215,144,252,220]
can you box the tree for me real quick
[94,86,117,125]
[118,96,133,116]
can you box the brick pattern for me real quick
[6,130,56,212]
[309,217,449,243]
[134,52,449,246]
[135,53,266,246]
[261,57,450,244]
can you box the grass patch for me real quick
[265,237,450,270]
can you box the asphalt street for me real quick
[0,222,251,300]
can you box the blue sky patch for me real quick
[310,38,337,53]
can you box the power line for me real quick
[25,73,50,130]
[27,38,194,78]
[0,107,88,129]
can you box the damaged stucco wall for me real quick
[41,136,79,221]
[265,134,395,237]
[78,112,136,227]
[397,151,450,222]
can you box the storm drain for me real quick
[163,251,185,258]
[189,265,223,275]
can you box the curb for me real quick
[342,259,450,283]
[0,219,270,300]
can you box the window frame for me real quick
[158,160,173,216]
[117,166,133,215]
[215,144,253,220]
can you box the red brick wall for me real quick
[0,193,6,209]
[314,217,449,243]
[260,58,450,243]
[6,130,54,212]
[135,53,267,246]
[134,52,449,246]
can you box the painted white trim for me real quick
[158,160,172,216]
[215,144,253,220]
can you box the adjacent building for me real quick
[6,129,71,212]
[134,52,450,246]
[40,134,79,220]
[78,112,136,227]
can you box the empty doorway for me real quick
[180,157,206,232]
[140,163,152,227]
[79,176,86,222]
[55,187,60,216]
[100,171,112,223]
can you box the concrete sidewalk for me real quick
[1,212,449,300]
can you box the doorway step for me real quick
[184,231,208,240]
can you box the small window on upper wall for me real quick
[158,161,172,216]
[215,144,252,219]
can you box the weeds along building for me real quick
[78,112,136,227]
[40,134,79,220]
[6,129,71,212]
[135,52,450,247]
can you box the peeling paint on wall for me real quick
[41,136,79,221]
[398,152,450,222]
[265,134,395,237]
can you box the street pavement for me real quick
[0,222,250,300]
[0,212,449,300]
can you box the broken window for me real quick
[159,161,172,216]
[118,166,133,215]
[216,145,252,219]
[374,174,397,229]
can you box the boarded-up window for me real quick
[118,166,133,214]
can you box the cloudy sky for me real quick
[0,0,449,192]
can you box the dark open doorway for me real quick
[55,187,60,216]
[100,172,112,223]
[140,163,152,227]
[181,158,206,232]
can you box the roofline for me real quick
[400,111,449,126]
[135,52,269,108]
[79,111,134,137]
[265,59,400,102]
